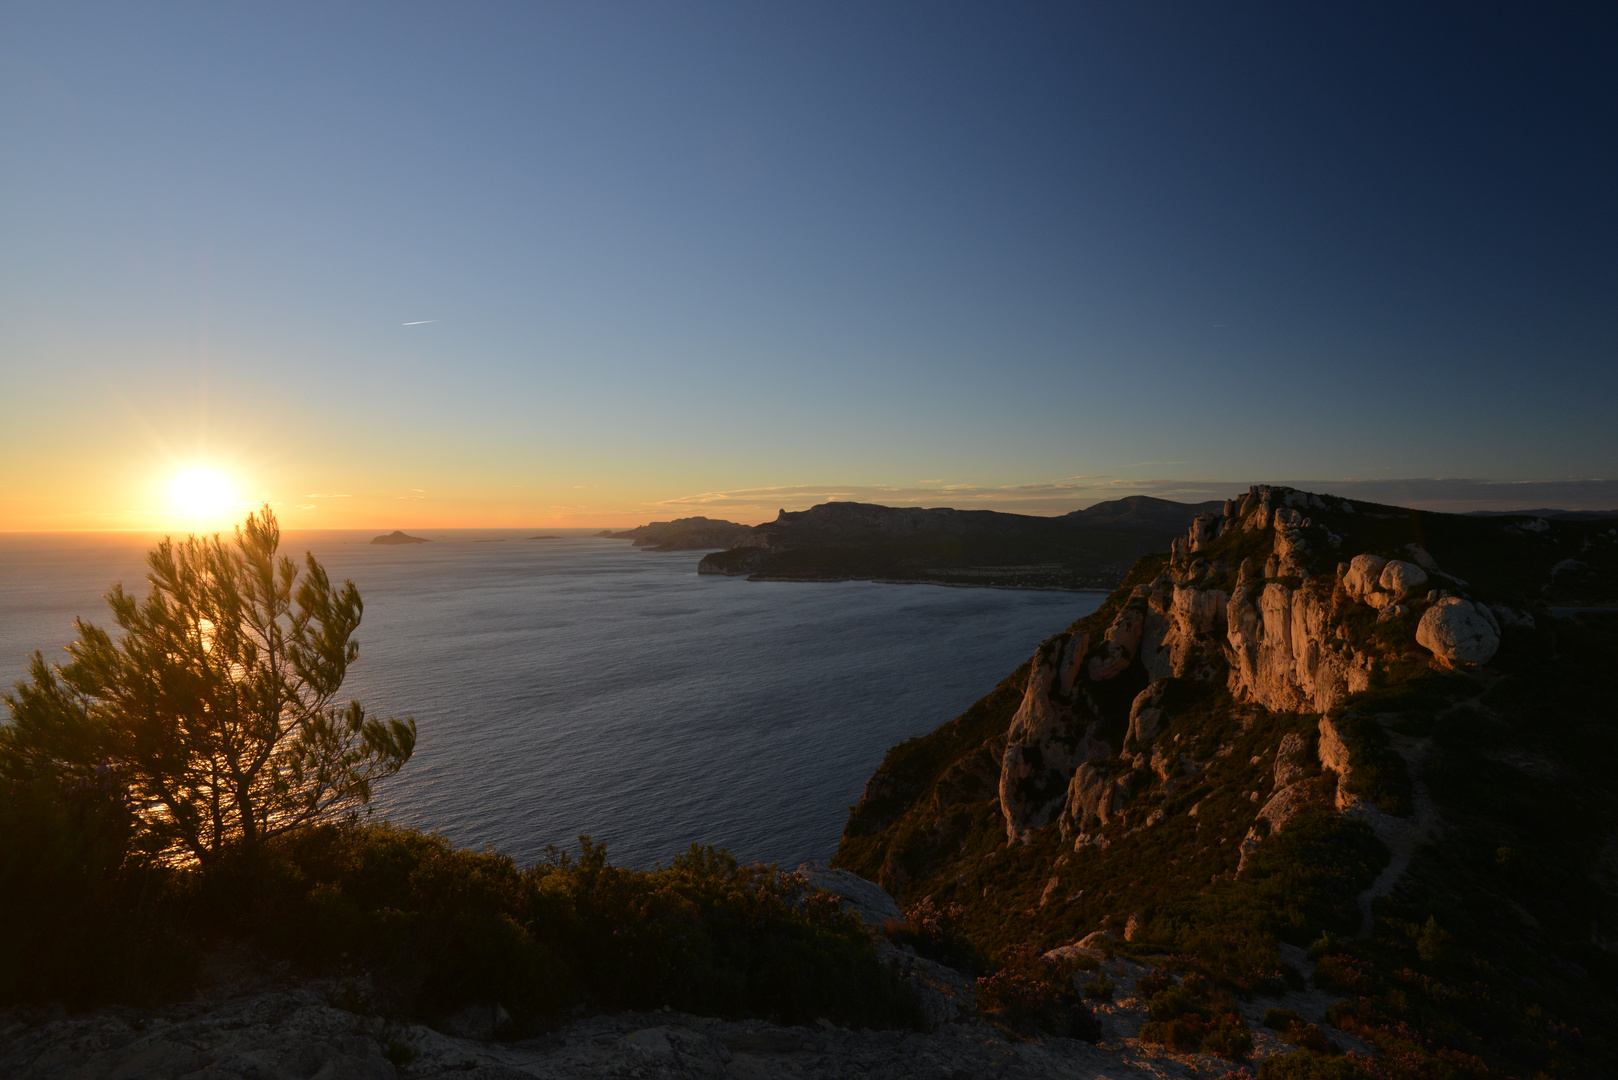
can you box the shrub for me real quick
[1136,966,1176,996]
[1257,1050,1373,1080]
[7,820,923,1031]
[890,896,987,974]
[1199,1013,1255,1059]
[1140,985,1252,1060]
[1147,985,1208,1023]
[1265,1007,1303,1030]
[1083,973,1115,1000]
[976,944,1102,1040]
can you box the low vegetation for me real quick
[0,794,924,1030]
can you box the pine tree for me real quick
[2,506,415,862]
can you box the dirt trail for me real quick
[1354,730,1440,937]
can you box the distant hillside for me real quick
[695,497,1224,590]
[597,516,753,551]
[1465,508,1618,521]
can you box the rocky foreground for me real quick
[1,866,1364,1080]
[0,943,1358,1080]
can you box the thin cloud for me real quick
[402,320,438,326]
[305,493,350,499]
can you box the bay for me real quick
[0,531,1103,868]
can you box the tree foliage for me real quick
[2,506,415,862]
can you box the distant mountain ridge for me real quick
[694,496,1225,590]
[1464,508,1618,520]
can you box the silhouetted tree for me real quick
[1,506,415,863]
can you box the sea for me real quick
[0,531,1104,869]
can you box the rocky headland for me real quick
[695,497,1224,590]
[597,516,754,551]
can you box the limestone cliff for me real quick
[833,486,1618,1004]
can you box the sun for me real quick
[168,467,238,519]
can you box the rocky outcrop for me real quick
[1417,597,1501,667]
[1225,580,1372,713]
[1273,733,1308,788]
[1138,583,1228,682]
[982,484,1530,849]
[1058,763,1123,838]
[1125,682,1167,746]
[1086,609,1143,680]
[1317,716,1360,812]
[999,635,1109,840]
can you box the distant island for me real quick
[687,496,1225,590]
[370,530,430,545]
[597,515,754,551]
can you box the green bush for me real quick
[1264,1007,1303,1030]
[1140,985,1251,1060]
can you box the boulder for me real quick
[1258,781,1324,833]
[442,1002,512,1040]
[794,863,903,927]
[1342,554,1388,601]
[1378,560,1429,599]
[1417,597,1501,667]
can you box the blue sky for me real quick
[2,2,1614,528]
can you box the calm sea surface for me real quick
[0,532,1102,869]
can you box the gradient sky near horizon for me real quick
[3,2,1615,531]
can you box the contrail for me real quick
[402,320,438,326]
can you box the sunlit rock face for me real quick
[1225,581,1371,714]
[989,483,1514,849]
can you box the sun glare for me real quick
[169,467,238,519]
